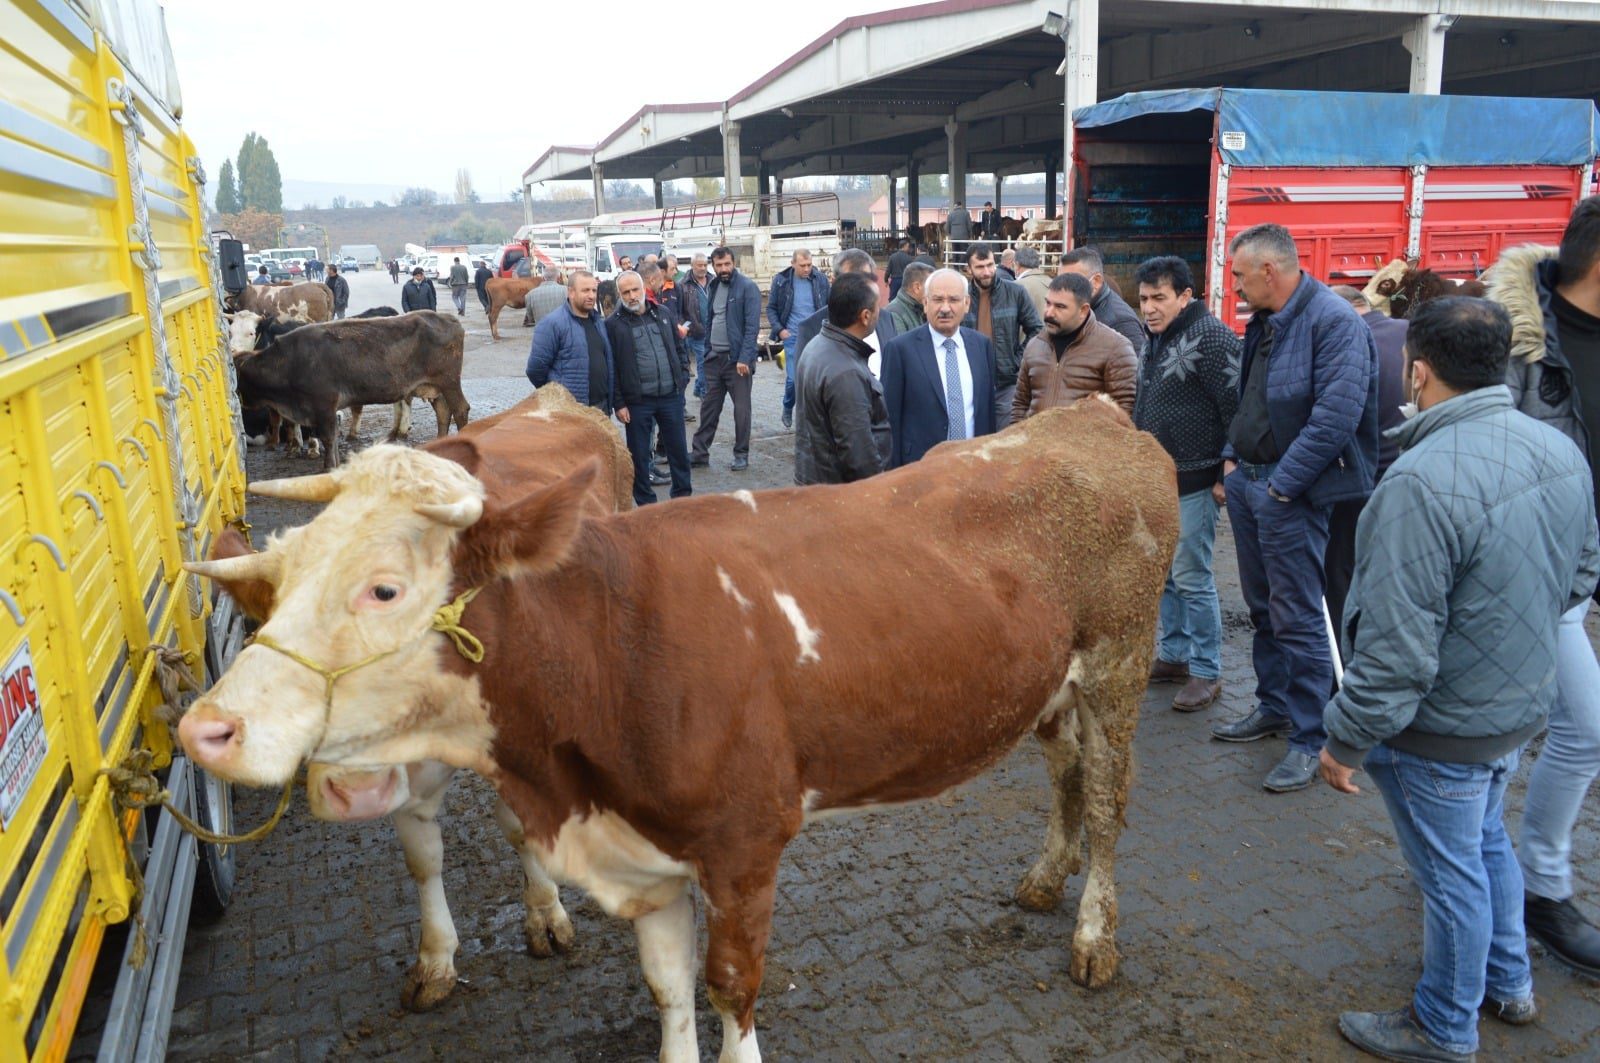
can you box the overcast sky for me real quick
[163,0,908,205]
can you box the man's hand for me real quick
[1213,460,1238,506]
[736,362,751,377]
[678,322,690,338]
[616,406,631,425]
[778,328,790,341]
[1319,747,1360,794]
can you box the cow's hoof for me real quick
[525,907,576,957]
[401,963,458,1011]
[1014,872,1064,913]
[1068,936,1119,989]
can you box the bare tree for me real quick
[454,168,479,204]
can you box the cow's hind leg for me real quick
[345,405,363,441]
[491,799,575,956]
[634,889,699,1063]
[392,789,461,1011]
[1066,666,1138,988]
[1016,700,1085,912]
[443,384,470,433]
[389,398,413,442]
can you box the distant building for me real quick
[869,189,1056,229]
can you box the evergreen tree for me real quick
[235,132,283,213]
[214,158,240,213]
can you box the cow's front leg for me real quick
[391,795,460,1011]
[314,412,340,470]
[345,405,363,441]
[388,398,413,442]
[703,867,778,1063]
[634,889,698,1063]
[491,800,575,956]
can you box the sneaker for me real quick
[649,470,671,486]
[1337,1008,1472,1062]
[1172,677,1221,712]
[1480,995,1537,1026]
[1525,894,1600,980]
[1262,750,1319,793]
[730,457,749,472]
[1149,658,1190,684]
[1210,708,1292,743]
[685,412,697,423]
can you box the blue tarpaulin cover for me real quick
[1073,88,1600,168]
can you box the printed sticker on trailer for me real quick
[1221,131,1247,152]
[0,640,48,830]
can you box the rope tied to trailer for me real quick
[103,748,293,847]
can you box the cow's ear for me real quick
[205,529,276,620]
[424,434,483,477]
[452,460,599,584]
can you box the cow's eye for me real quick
[371,585,398,602]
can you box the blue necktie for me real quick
[943,337,966,440]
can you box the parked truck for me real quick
[660,192,843,292]
[1,0,249,1059]
[512,219,663,282]
[1068,88,1599,330]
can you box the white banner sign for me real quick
[1,640,48,829]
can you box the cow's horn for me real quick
[184,550,282,584]
[414,496,483,528]
[248,473,340,503]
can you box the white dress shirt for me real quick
[866,329,882,380]
[929,326,976,439]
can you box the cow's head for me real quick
[225,310,264,355]
[177,444,597,789]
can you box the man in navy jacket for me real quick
[1210,223,1379,794]
[526,270,614,412]
[691,247,762,471]
[881,268,998,467]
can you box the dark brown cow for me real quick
[484,275,543,341]
[232,310,470,469]
[209,385,632,1010]
[178,398,1177,1061]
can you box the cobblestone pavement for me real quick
[77,271,1600,1059]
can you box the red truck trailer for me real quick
[1069,88,1599,331]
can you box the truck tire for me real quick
[189,766,235,922]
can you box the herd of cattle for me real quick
[178,368,1180,1060]
[223,282,472,469]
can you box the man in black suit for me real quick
[881,268,999,467]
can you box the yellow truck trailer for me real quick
[1,0,249,1057]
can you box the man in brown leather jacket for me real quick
[1012,271,1138,422]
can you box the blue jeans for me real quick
[782,333,798,416]
[623,393,692,506]
[1520,598,1600,900]
[688,337,708,398]
[1158,488,1223,680]
[1368,744,1531,1054]
[1225,470,1332,754]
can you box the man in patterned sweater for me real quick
[1131,256,1241,712]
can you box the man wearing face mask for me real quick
[1320,297,1598,1063]
[1011,271,1137,422]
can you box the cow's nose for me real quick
[179,707,241,768]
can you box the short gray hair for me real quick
[902,261,934,290]
[1331,284,1369,308]
[1230,223,1299,271]
[1013,246,1040,270]
[691,252,707,264]
[833,248,876,275]
[615,269,642,287]
[925,267,967,294]
[792,249,813,263]
[543,266,562,282]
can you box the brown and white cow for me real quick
[225,280,334,321]
[209,385,634,1010]
[178,398,1177,1062]
[484,275,544,342]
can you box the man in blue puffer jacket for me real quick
[525,269,614,412]
[1210,223,1379,794]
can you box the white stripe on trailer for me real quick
[1424,185,1540,200]
[1267,186,1406,202]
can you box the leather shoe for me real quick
[730,457,749,472]
[1262,750,1318,793]
[1525,894,1600,979]
[649,470,671,486]
[1480,994,1537,1026]
[1172,677,1221,712]
[782,408,793,429]
[1210,708,1291,743]
[1149,658,1189,684]
[690,457,709,468]
[1338,1008,1472,1062]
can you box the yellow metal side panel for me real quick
[0,1,245,1056]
